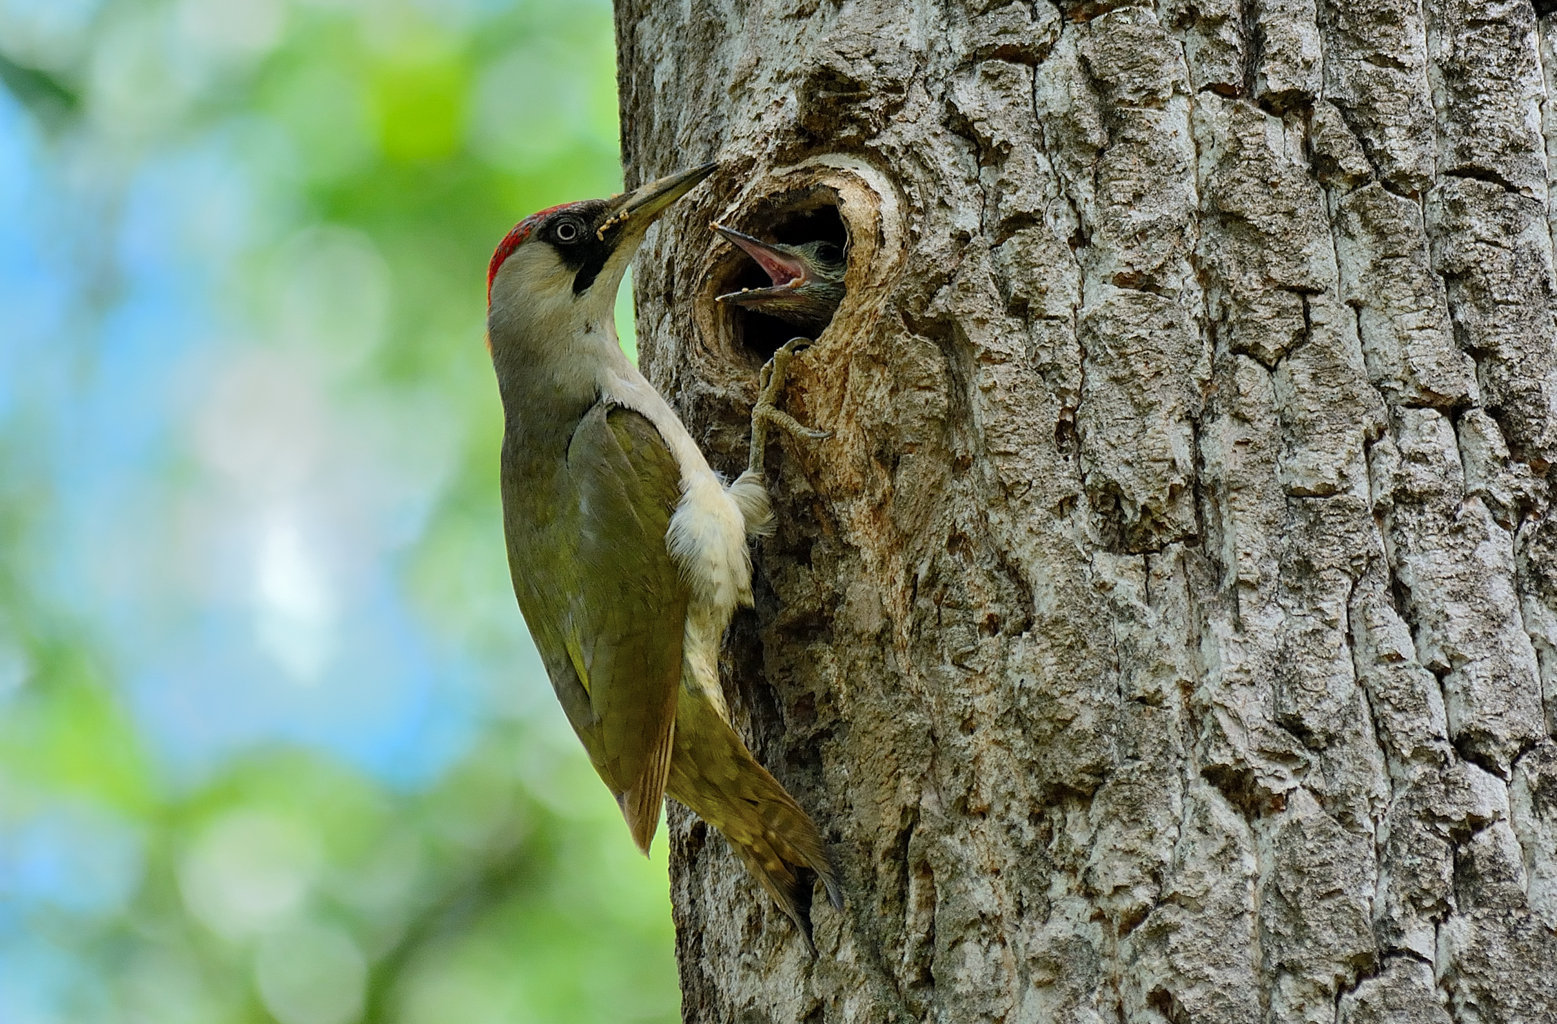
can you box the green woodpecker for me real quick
[714,225,847,332]
[485,164,841,944]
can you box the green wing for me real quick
[512,402,689,853]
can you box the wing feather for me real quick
[560,402,688,852]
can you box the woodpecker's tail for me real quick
[667,690,842,950]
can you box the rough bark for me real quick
[615,0,1557,1021]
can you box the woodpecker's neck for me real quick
[492,316,619,429]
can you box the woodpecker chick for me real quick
[714,224,846,333]
[486,165,842,946]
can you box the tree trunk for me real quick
[615,0,1557,1021]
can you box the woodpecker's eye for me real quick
[552,217,585,244]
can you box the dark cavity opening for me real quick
[714,195,848,363]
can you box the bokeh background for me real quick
[0,1,681,1021]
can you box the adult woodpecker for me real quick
[485,164,842,944]
[714,225,847,332]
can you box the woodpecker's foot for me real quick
[749,337,831,476]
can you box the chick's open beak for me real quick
[712,224,815,298]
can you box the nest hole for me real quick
[714,196,848,363]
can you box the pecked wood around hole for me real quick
[692,157,906,388]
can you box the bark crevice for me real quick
[616,0,1557,1019]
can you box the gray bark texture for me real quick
[615,0,1557,1021]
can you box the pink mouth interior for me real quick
[729,236,808,288]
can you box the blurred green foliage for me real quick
[0,1,680,1021]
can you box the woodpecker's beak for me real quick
[599,163,718,243]
[712,225,816,302]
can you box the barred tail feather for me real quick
[667,693,841,949]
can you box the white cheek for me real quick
[493,246,575,308]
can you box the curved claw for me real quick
[748,338,829,476]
